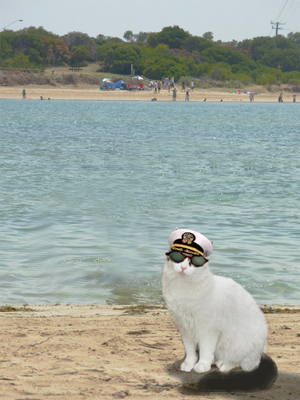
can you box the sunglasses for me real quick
[166,250,208,267]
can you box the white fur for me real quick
[162,259,267,374]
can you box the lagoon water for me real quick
[0,99,299,305]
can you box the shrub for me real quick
[62,73,79,85]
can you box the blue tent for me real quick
[114,80,127,90]
[100,81,115,90]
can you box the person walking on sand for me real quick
[22,88,26,99]
[172,87,177,101]
[191,80,194,91]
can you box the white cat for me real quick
[162,228,277,392]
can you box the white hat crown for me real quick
[168,229,213,257]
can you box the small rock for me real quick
[112,390,130,398]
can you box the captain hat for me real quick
[168,228,213,258]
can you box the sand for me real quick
[0,84,298,102]
[0,304,299,400]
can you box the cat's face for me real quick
[168,257,200,277]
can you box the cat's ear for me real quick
[211,241,213,245]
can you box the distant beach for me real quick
[0,84,298,102]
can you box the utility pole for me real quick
[271,21,285,37]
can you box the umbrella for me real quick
[101,78,111,83]
[132,76,143,80]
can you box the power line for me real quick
[283,1,299,24]
[281,0,297,22]
[276,0,289,21]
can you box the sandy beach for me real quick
[0,84,298,102]
[0,304,299,400]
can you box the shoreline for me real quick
[0,84,298,102]
[1,304,299,399]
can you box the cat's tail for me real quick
[196,354,278,392]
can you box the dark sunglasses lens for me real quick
[169,251,185,263]
[191,255,206,266]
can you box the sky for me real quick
[1,0,299,42]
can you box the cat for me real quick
[162,228,278,392]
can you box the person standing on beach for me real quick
[293,94,296,102]
[172,87,177,101]
[22,88,26,99]
[185,89,189,101]
[191,80,194,91]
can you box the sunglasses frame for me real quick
[166,250,208,267]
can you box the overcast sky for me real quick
[1,0,299,42]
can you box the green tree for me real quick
[71,45,91,66]
[147,25,191,49]
[287,32,300,46]
[96,43,143,74]
[123,30,134,42]
[96,43,119,71]
[110,45,144,74]
[62,31,96,61]
[28,48,43,65]
[2,52,37,69]
[62,31,93,49]
[0,38,13,60]
[202,31,214,41]
[133,31,151,43]
[181,36,213,53]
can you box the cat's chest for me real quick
[162,267,213,301]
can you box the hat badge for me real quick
[182,232,195,245]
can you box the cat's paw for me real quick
[180,360,196,372]
[193,361,211,374]
[216,361,238,372]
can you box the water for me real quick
[0,99,299,305]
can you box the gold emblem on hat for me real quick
[182,232,195,245]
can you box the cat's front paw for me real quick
[193,361,211,374]
[180,360,196,372]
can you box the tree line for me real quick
[0,25,299,85]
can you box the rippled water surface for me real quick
[0,99,299,305]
